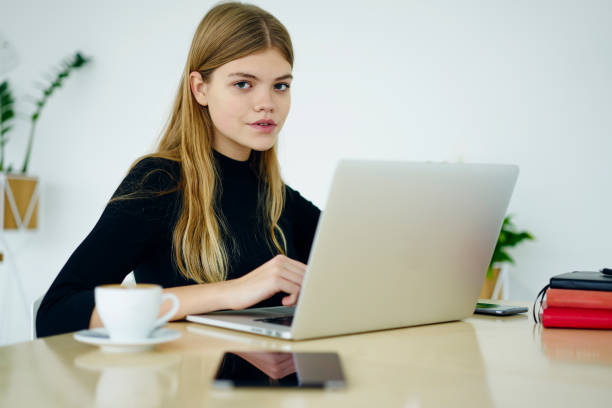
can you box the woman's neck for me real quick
[212,138,251,162]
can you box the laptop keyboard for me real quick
[255,315,294,326]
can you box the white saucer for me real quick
[74,327,181,353]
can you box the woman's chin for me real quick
[249,139,278,152]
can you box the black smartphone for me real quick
[212,351,346,389]
[475,302,528,316]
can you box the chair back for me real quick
[31,296,42,339]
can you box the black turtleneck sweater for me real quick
[36,151,321,337]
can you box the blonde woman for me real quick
[37,2,320,337]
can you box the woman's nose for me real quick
[253,90,275,113]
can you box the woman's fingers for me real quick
[275,275,301,297]
[272,255,306,285]
[231,255,307,310]
[282,288,301,306]
[279,266,305,286]
[272,256,307,304]
[282,294,297,306]
[280,257,307,275]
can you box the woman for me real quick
[36,2,320,337]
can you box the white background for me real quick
[1,0,611,344]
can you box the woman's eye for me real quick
[233,81,290,91]
[275,83,290,91]
[234,81,251,89]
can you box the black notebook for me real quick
[550,271,612,291]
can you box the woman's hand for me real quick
[228,255,307,310]
[90,255,307,328]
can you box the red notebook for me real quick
[546,288,612,310]
[542,307,612,329]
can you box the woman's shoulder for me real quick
[115,156,181,197]
[131,156,180,173]
[284,184,320,214]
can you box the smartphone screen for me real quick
[475,302,529,316]
[212,351,346,389]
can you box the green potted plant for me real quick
[0,51,90,229]
[0,81,15,173]
[480,215,534,299]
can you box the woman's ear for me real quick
[189,71,208,106]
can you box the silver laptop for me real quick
[187,160,519,340]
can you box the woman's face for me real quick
[190,48,292,161]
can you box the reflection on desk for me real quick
[540,327,612,365]
[2,304,612,407]
[74,351,181,408]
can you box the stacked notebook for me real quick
[541,271,612,329]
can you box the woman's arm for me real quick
[285,185,321,263]
[37,204,156,336]
[37,158,179,337]
[89,279,235,328]
[89,254,307,328]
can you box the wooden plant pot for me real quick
[0,174,39,230]
[479,267,502,300]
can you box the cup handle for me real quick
[154,293,180,328]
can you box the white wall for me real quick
[1,0,611,343]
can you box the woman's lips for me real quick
[248,123,277,134]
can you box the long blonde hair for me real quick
[122,2,293,283]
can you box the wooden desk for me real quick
[1,303,611,407]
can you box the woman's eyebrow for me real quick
[227,72,293,81]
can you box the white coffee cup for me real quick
[95,284,180,342]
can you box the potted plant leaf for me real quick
[0,51,90,230]
[0,79,34,229]
[479,215,534,299]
